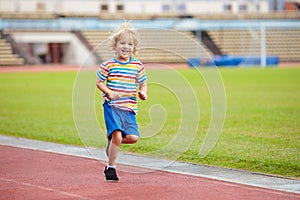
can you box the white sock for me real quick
[106,164,116,169]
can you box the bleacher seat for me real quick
[81,30,212,63]
[194,11,299,20]
[208,29,300,62]
[0,11,56,19]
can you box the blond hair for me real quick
[109,21,139,55]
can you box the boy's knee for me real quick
[111,130,122,145]
[128,135,139,143]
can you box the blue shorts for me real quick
[103,102,140,140]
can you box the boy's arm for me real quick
[96,79,120,100]
[138,82,147,100]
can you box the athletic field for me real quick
[0,65,299,179]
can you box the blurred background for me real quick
[0,0,299,67]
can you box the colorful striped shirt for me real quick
[96,57,147,114]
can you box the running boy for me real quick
[96,22,148,181]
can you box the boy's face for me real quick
[115,33,134,62]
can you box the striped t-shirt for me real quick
[96,57,147,114]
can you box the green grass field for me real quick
[0,66,299,178]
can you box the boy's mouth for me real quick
[121,49,129,54]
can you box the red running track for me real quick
[0,145,299,200]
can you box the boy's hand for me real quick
[107,91,121,100]
[138,90,147,100]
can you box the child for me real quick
[96,22,148,181]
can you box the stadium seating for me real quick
[194,11,299,20]
[0,11,56,19]
[0,10,299,65]
[81,30,212,63]
[208,29,300,62]
[0,35,24,65]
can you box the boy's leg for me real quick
[122,134,139,144]
[108,130,123,166]
[104,130,122,181]
[107,134,138,164]
[108,133,138,163]
[105,139,110,157]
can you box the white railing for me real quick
[1,18,300,31]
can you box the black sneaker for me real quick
[106,139,111,157]
[104,167,119,181]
